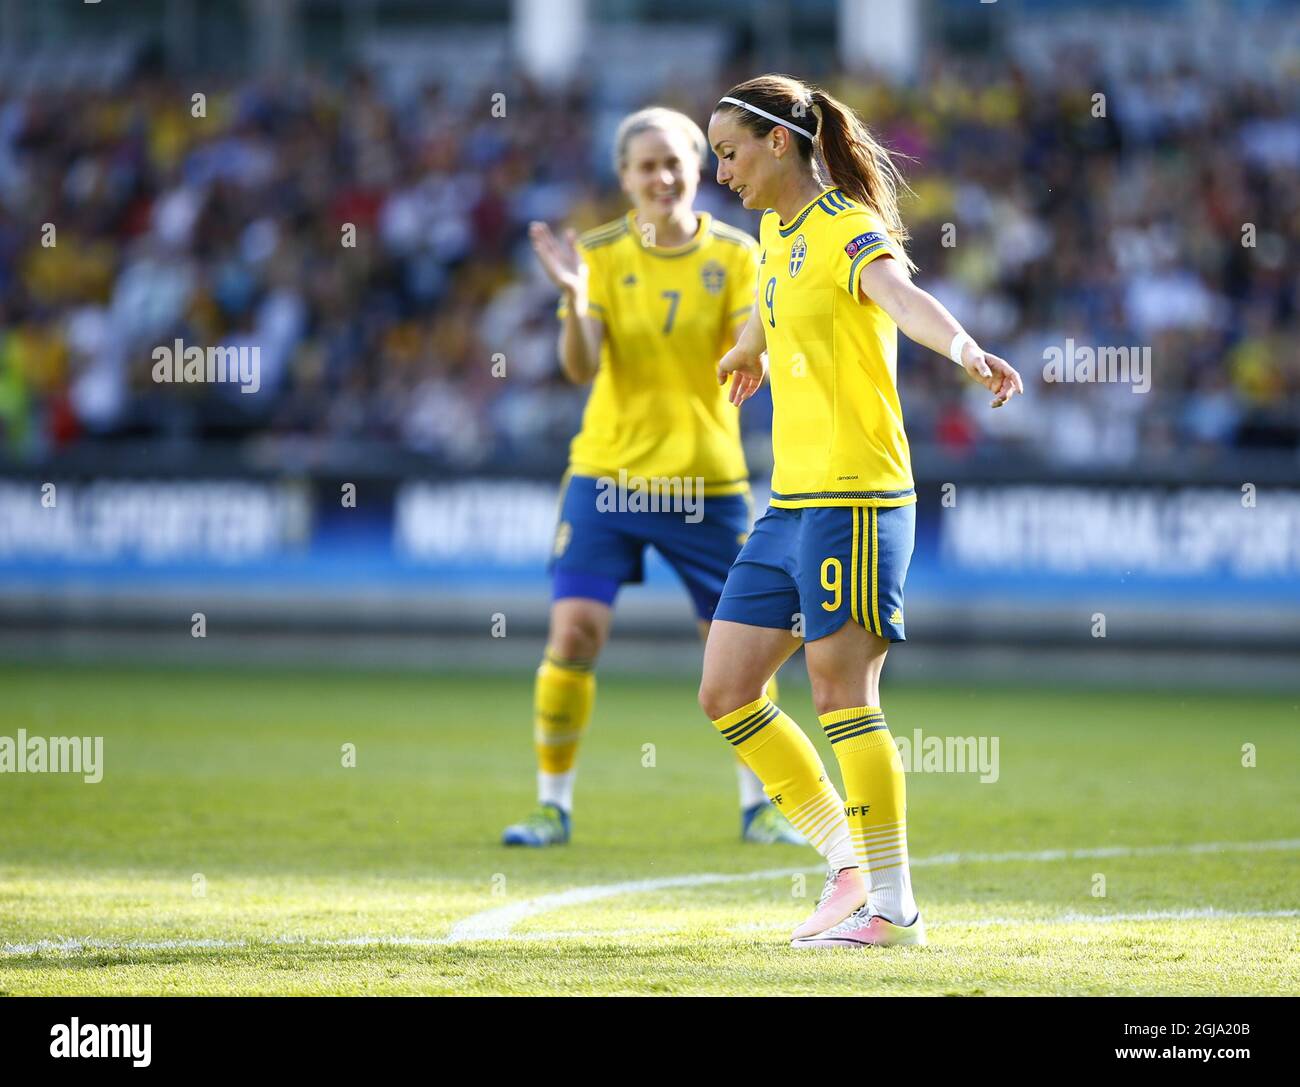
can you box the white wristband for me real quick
[949,332,976,367]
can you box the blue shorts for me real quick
[549,474,753,621]
[713,503,916,642]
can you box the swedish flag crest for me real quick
[700,260,726,295]
[789,234,807,277]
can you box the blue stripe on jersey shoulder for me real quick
[580,216,627,238]
[778,189,845,237]
[579,220,630,249]
[582,231,629,251]
[709,219,755,239]
[708,224,756,249]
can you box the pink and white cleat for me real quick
[790,905,927,948]
[791,867,869,940]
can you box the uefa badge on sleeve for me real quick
[845,231,884,258]
[789,235,807,277]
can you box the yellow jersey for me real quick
[757,188,915,508]
[559,211,758,495]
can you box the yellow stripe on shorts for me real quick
[850,507,860,624]
[859,507,870,633]
[870,507,881,635]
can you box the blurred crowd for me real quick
[0,44,1296,472]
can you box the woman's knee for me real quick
[809,670,883,717]
[810,685,853,718]
[548,604,607,661]
[698,670,765,721]
[806,625,887,715]
[698,620,797,721]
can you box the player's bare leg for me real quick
[551,597,613,661]
[697,618,799,724]
[803,616,888,716]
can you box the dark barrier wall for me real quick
[3,465,1297,647]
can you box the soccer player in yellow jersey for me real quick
[700,75,1023,946]
[502,107,801,847]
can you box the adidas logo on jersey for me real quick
[889,608,903,624]
[622,274,637,286]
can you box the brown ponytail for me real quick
[717,74,916,274]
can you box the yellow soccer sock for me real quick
[735,675,782,809]
[533,650,596,810]
[714,696,856,870]
[819,705,917,924]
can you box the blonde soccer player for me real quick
[699,75,1023,945]
[502,107,801,847]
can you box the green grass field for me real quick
[1,663,1297,995]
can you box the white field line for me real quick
[443,837,1300,943]
[4,908,1299,956]
[5,838,1297,956]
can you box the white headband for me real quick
[718,96,815,141]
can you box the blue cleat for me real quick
[502,803,571,847]
[741,801,807,845]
